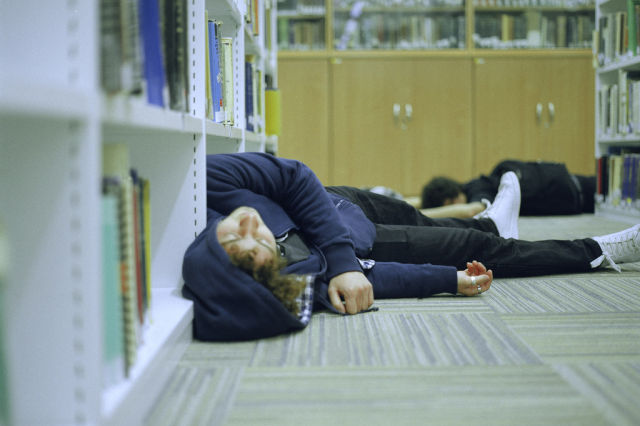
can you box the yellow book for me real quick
[265,89,281,136]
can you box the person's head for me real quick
[421,177,466,208]
[216,206,306,315]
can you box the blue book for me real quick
[139,0,166,107]
[208,20,223,122]
[245,60,254,131]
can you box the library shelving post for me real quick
[594,0,640,223]
[1,0,276,424]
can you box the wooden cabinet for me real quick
[330,57,473,196]
[473,55,595,176]
[277,58,331,184]
[277,52,595,195]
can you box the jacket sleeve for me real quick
[206,153,362,279]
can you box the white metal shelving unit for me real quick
[594,0,640,223]
[0,0,277,424]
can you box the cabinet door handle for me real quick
[548,102,555,122]
[393,103,401,118]
[405,104,412,121]
[536,103,543,122]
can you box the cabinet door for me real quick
[473,56,594,176]
[330,58,472,196]
[543,57,595,175]
[278,58,331,184]
[330,58,413,192]
[406,58,473,196]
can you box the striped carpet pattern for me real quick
[145,215,640,426]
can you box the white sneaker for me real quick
[592,224,640,271]
[473,171,521,239]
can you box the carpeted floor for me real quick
[145,215,640,426]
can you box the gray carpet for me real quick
[145,215,640,426]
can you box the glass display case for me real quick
[473,0,595,49]
[276,0,594,51]
[333,0,466,50]
[278,0,327,50]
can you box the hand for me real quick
[457,260,493,296]
[328,271,374,314]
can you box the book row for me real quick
[333,14,466,50]
[280,0,592,13]
[595,1,640,67]
[474,11,593,49]
[333,0,464,8]
[101,144,152,388]
[596,152,640,207]
[278,19,326,50]
[100,0,190,112]
[472,0,594,7]
[597,70,640,137]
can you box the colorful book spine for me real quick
[245,57,254,132]
[208,19,224,122]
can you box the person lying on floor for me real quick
[420,159,596,219]
[182,152,640,341]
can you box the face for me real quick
[216,206,277,267]
[443,192,467,206]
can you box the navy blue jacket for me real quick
[182,153,456,341]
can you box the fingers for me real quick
[328,285,346,314]
[327,272,375,315]
[458,267,494,297]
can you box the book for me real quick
[0,218,10,425]
[265,88,281,136]
[139,0,168,107]
[245,57,255,132]
[163,0,189,112]
[221,37,234,125]
[208,19,224,122]
[102,143,139,374]
[204,10,213,120]
[99,0,143,95]
[101,178,126,387]
[142,177,151,323]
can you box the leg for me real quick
[326,185,498,233]
[463,175,499,204]
[575,174,596,213]
[370,223,603,278]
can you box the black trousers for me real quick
[326,186,603,278]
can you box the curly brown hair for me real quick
[228,250,308,315]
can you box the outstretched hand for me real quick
[328,271,374,314]
[457,260,493,296]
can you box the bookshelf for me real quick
[0,0,277,425]
[594,0,640,222]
